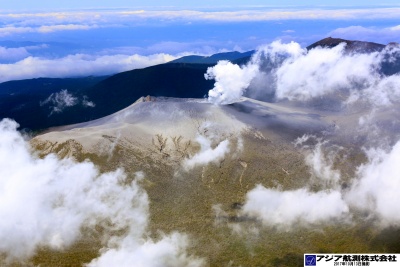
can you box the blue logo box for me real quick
[305,255,316,266]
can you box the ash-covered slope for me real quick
[27,93,400,266]
[33,96,329,156]
[29,96,330,266]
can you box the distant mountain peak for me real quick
[307,37,385,53]
[387,42,400,47]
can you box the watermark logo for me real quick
[305,255,316,266]
[304,253,398,266]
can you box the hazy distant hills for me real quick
[170,50,254,64]
[1,38,400,131]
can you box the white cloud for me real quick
[82,96,96,107]
[40,90,96,115]
[38,24,98,33]
[0,53,176,82]
[241,185,349,228]
[207,40,303,104]
[206,39,400,107]
[40,89,79,115]
[0,119,146,261]
[0,46,30,62]
[183,134,230,170]
[156,8,400,21]
[346,141,400,226]
[240,136,349,229]
[0,119,203,266]
[0,24,98,36]
[206,60,259,105]
[329,25,400,44]
[274,43,380,101]
[241,134,400,229]
[2,8,400,26]
[0,26,34,36]
[87,232,204,267]
[295,135,341,186]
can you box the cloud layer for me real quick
[0,46,31,62]
[2,8,400,27]
[0,119,203,266]
[1,8,399,65]
[329,25,400,45]
[0,24,98,37]
[207,40,400,107]
[0,53,176,82]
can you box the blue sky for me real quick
[0,2,400,81]
[2,0,400,10]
